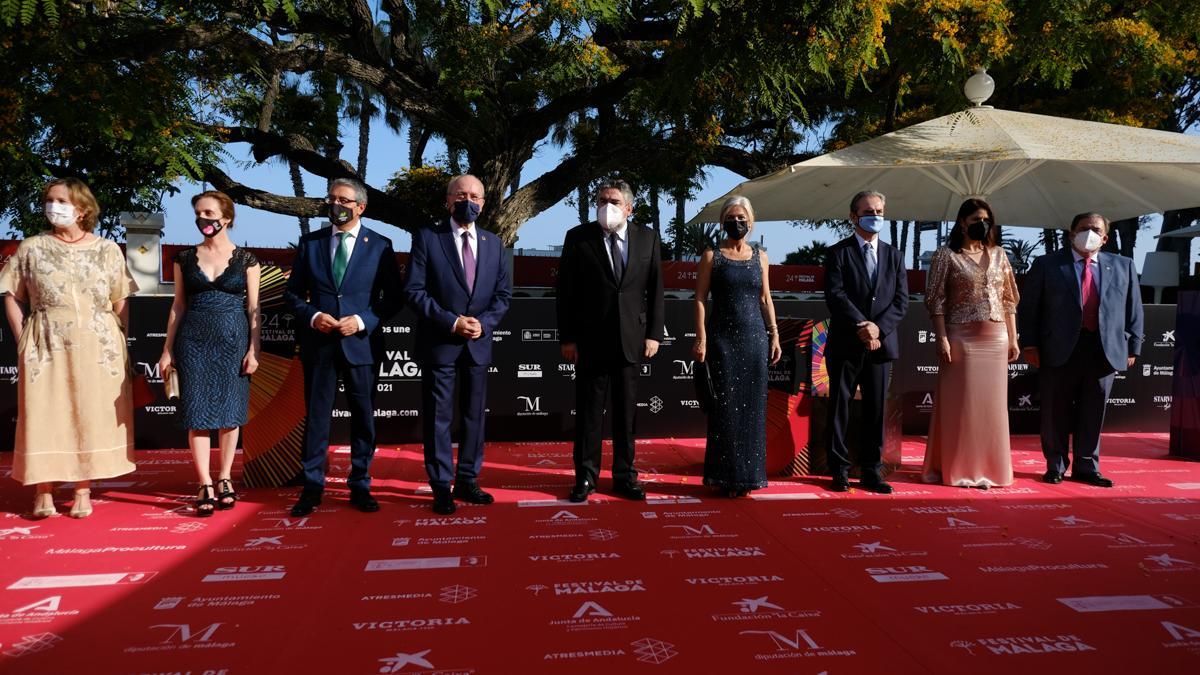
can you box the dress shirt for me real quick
[311,223,365,331]
[602,222,629,270]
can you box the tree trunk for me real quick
[673,185,686,261]
[1112,217,1139,258]
[356,86,371,179]
[889,220,898,247]
[649,185,661,235]
[899,220,910,266]
[912,227,920,270]
[289,159,309,235]
[577,183,589,225]
[407,123,426,167]
[258,68,282,133]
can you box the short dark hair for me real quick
[947,197,1001,252]
[1069,212,1109,234]
[594,177,634,206]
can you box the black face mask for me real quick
[967,220,990,242]
[328,203,355,227]
[723,219,750,240]
[195,217,223,238]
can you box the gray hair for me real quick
[446,174,485,197]
[594,177,635,207]
[849,190,886,214]
[329,178,368,204]
[719,195,755,223]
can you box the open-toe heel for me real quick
[216,478,237,510]
[195,484,216,517]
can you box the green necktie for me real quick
[332,231,350,287]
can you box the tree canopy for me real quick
[2,1,1197,242]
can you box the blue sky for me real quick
[159,115,1195,275]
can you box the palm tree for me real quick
[1002,235,1039,273]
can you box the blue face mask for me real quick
[857,215,885,233]
[453,200,482,224]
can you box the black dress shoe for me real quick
[290,492,322,517]
[860,477,894,494]
[452,482,494,505]
[1042,471,1064,484]
[612,480,646,501]
[349,490,380,512]
[568,480,595,503]
[830,476,850,492]
[1070,473,1114,488]
[432,488,457,515]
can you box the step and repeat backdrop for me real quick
[0,295,1172,450]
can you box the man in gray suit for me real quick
[1018,212,1144,487]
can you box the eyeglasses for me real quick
[325,196,358,206]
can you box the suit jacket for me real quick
[1017,249,1144,371]
[403,220,512,366]
[823,235,909,363]
[283,225,403,366]
[556,222,665,364]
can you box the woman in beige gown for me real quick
[922,198,1020,488]
[0,178,138,517]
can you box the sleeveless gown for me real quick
[173,247,258,430]
[703,245,769,492]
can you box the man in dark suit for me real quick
[557,178,665,503]
[284,178,403,516]
[1018,212,1144,487]
[404,174,512,514]
[823,190,909,493]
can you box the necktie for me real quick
[1081,258,1099,331]
[332,231,350,288]
[462,231,475,292]
[863,242,877,287]
[610,233,624,284]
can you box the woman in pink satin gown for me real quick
[922,198,1020,488]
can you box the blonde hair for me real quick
[719,195,755,224]
[43,177,100,231]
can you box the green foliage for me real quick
[783,240,831,266]
[385,165,454,230]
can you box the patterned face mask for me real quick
[195,217,224,237]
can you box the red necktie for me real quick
[1081,258,1099,331]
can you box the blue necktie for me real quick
[863,242,877,287]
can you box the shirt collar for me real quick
[452,219,476,238]
[335,222,362,239]
[854,232,877,250]
[1071,248,1096,264]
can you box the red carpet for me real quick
[1,435,1199,674]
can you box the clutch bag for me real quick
[164,367,181,400]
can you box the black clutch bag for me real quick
[694,360,716,414]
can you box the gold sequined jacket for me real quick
[924,246,1019,323]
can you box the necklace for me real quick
[52,229,88,244]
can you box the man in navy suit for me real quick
[1018,212,1144,487]
[284,178,403,516]
[823,190,909,493]
[404,174,512,514]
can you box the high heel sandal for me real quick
[216,478,238,510]
[69,489,92,519]
[32,492,56,518]
[195,484,216,517]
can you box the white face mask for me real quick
[1074,229,1103,254]
[597,203,625,233]
[44,202,77,228]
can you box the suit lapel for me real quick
[342,226,372,286]
[1059,250,1081,304]
[871,240,887,296]
[318,228,335,285]
[845,237,869,296]
[588,225,617,286]
[1097,251,1113,303]
[440,223,470,292]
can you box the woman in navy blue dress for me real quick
[693,196,782,497]
[159,191,261,515]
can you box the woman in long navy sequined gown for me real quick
[159,191,261,515]
[694,196,782,496]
